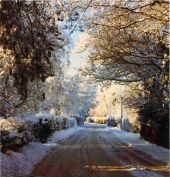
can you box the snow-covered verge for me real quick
[0,114,78,177]
[1,142,48,177]
[47,126,82,145]
[1,124,80,177]
[109,127,170,163]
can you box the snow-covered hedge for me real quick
[69,115,85,126]
[30,114,77,143]
[0,114,77,152]
[86,116,117,127]
[107,116,117,127]
[0,117,34,153]
[1,126,81,177]
[86,117,94,123]
[118,117,132,132]
[116,117,141,133]
[87,117,108,124]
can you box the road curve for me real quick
[32,123,169,177]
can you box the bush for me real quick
[0,114,77,152]
[0,118,34,153]
[86,117,94,123]
[32,119,55,143]
[117,117,132,132]
[107,116,117,127]
[31,116,76,143]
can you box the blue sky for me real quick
[65,30,88,76]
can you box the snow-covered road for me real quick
[32,123,169,177]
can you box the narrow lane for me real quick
[32,123,169,177]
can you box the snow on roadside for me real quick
[1,126,80,177]
[1,142,49,177]
[132,170,165,177]
[109,127,170,163]
[45,126,82,147]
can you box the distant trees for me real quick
[89,85,119,117]
[61,75,95,117]
[35,73,95,118]
[83,1,169,147]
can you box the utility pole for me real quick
[120,96,123,119]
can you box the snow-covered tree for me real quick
[82,0,169,147]
[62,74,95,117]
[0,0,77,117]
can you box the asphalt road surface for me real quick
[32,123,169,177]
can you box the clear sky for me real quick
[65,30,89,77]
